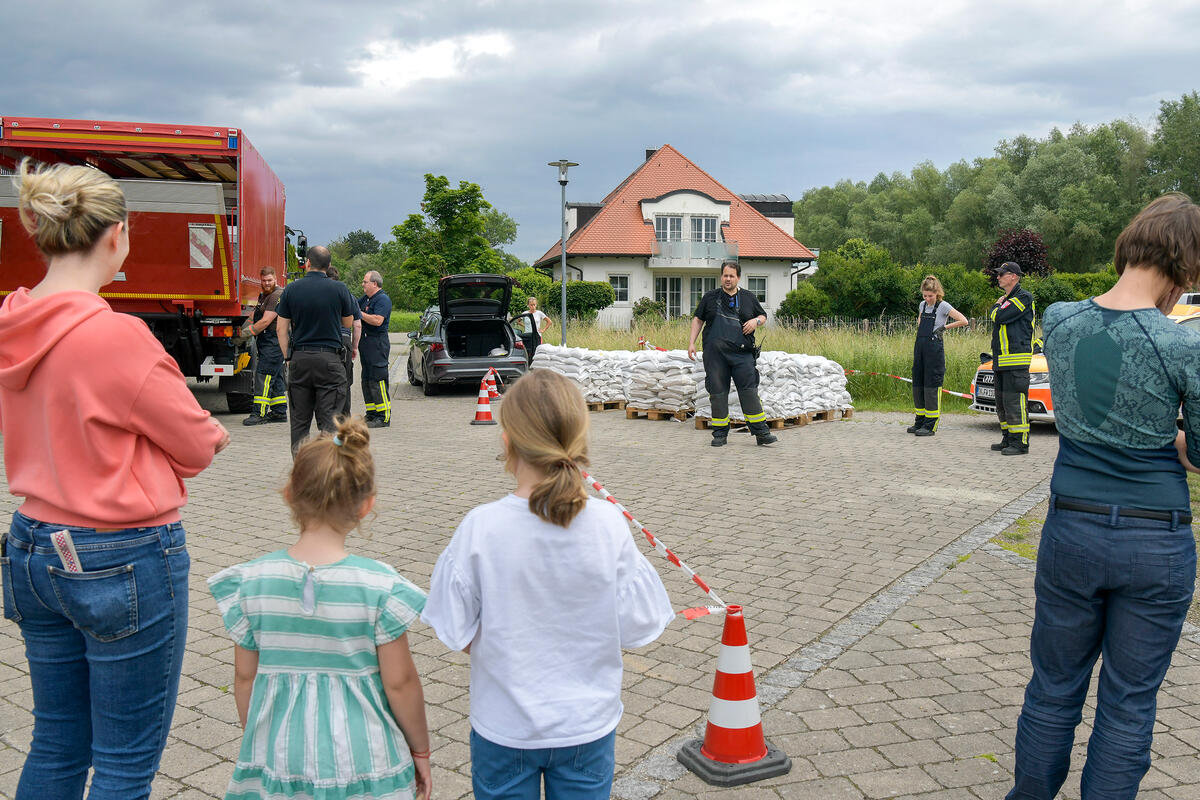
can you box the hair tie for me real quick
[559,459,575,470]
[333,435,344,446]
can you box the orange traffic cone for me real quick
[486,368,502,400]
[677,605,791,786]
[470,377,497,425]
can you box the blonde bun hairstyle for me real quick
[15,157,127,256]
[500,369,591,527]
[286,417,376,533]
[920,274,945,302]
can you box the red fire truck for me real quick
[0,116,304,412]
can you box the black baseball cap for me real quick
[997,261,1024,277]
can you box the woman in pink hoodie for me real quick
[0,159,229,800]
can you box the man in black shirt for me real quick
[275,246,356,452]
[688,261,777,447]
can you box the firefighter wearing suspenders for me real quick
[908,275,969,436]
[242,266,288,425]
[990,261,1035,455]
[359,270,393,428]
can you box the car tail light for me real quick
[429,342,445,353]
[513,339,525,350]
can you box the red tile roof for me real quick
[534,144,815,266]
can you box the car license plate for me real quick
[976,386,995,400]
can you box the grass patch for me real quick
[997,539,1039,560]
[557,318,991,413]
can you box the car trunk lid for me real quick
[439,274,512,319]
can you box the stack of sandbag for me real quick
[694,351,854,421]
[626,349,697,412]
[529,345,633,403]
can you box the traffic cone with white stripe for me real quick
[486,368,502,400]
[677,605,791,786]
[469,376,497,425]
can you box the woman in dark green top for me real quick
[1007,194,1200,800]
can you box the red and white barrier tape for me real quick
[843,369,974,400]
[579,468,727,615]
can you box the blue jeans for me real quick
[470,728,616,800]
[1008,498,1196,800]
[0,511,190,800]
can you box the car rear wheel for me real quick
[407,358,422,386]
[422,374,439,396]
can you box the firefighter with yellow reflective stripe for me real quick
[687,261,777,447]
[989,261,1035,455]
[242,266,288,426]
[359,270,392,429]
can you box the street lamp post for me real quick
[548,159,578,346]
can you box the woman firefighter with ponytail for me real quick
[422,369,675,799]
[908,275,969,435]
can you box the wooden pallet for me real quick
[625,406,690,422]
[587,400,627,412]
[810,408,854,422]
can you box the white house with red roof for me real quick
[533,145,817,327]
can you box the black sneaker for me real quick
[242,415,269,426]
[711,436,728,447]
[1001,444,1029,455]
[756,433,778,446]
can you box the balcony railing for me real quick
[649,238,738,267]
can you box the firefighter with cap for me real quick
[359,270,393,428]
[242,266,288,425]
[687,260,778,447]
[990,261,1036,455]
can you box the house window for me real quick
[654,215,682,241]
[747,276,767,303]
[609,274,629,303]
[691,216,717,242]
[690,276,716,313]
[654,276,683,318]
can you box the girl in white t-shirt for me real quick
[421,369,674,800]
[524,296,551,340]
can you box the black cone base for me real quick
[677,739,791,787]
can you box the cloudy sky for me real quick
[3,0,1196,261]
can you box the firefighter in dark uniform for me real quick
[990,261,1036,455]
[908,274,969,436]
[242,266,288,425]
[687,261,778,447]
[359,270,393,428]
[325,264,361,419]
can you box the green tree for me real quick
[777,281,832,321]
[390,174,504,308]
[482,209,519,248]
[345,229,381,256]
[1149,91,1200,200]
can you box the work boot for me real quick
[906,416,924,434]
[756,432,778,446]
[367,419,389,429]
[1002,443,1029,456]
[711,435,728,447]
[914,424,935,437]
[242,414,269,426]
[991,433,1011,451]
[267,414,288,423]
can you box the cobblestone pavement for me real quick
[1,370,1198,798]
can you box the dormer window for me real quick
[654,215,682,241]
[691,216,717,242]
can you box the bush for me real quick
[984,228,1050,283]
[778,281,832,321]
[1056,269,1118,298]
[506,267,554,315]
[543,281,616,321]
[632,296,667,320]
[1024,275,1077,311]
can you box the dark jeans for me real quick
[996,369,1030,446]
[287,350,347,452]
[2,511,189,800]
[1008,498,1195,800]
[470,728,616,800]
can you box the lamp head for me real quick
[548,159,579,185]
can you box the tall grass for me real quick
[559,319,991,413]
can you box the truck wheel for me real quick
[227,392,253,414]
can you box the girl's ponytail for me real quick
[286,417,376,532]
[500,370,591,527]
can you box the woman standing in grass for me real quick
[908,275,969,436]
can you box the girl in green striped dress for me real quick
[208,418,432,800]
